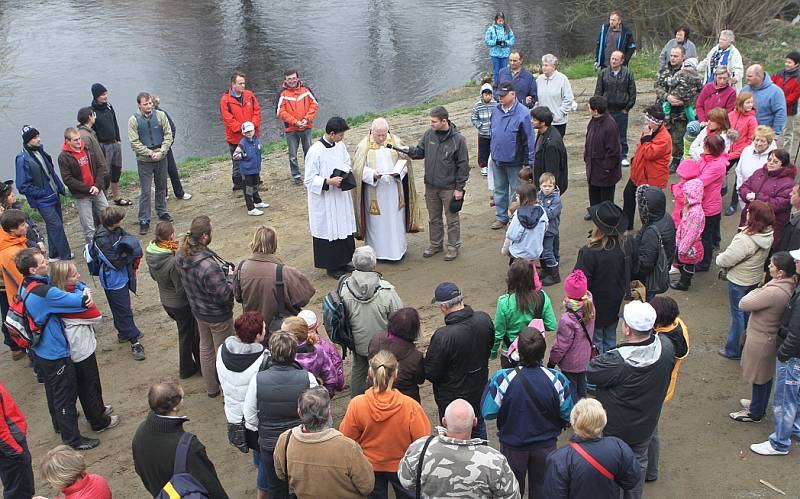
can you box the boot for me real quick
[669,265,692,291]
[541,266,561,286]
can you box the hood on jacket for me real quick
[676,159,701,180]
[145,241,174,268]
[282,80,306,91]
[433,122,460,142]
[0,229,26,251]
[289,425,341,443]
[636,186,666,226]
[615,334,662,368]
[750,229,775,250]
[479,83,493,96]
[363,388,404,422]
[346,270,381,301]
[753,75,774,91]
[765,164,798,180]
[433,425,486,446]
[61,139,85,158]
[220,336,265,373]
[516,204,545,229]
[682,178,704,206]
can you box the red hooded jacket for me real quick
[56,473,112,499]
[630,123,671,189]
[220,89,262,144]
[0,382,26,457]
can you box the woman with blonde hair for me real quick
[340,350,431,499]
[542,399,641,497]
[35,445,111,498]
[731,125,778,215]
[282,315,344,395]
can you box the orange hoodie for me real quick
[0,230,27,302]
[339,388,431,472]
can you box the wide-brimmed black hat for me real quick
[588,201,627,236]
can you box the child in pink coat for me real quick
[670,159,702,227]
[670,178,705,291]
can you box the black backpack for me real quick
[322,275,355,358]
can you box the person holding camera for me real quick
[484,12,515,87]
[176,215,235,398]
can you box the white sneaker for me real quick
[621,158,630,166]
[480,167,488,176]
[48,257,61,263]
[254,202,270,209]
[165,191,170,200]
[181,193,192,200]
[247,209,264,216]
[669,265,680,275]
[750,441,788,456]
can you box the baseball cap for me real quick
[495,81,515,96]
[297,309,318,331]
[241,121,255,133]
[790,249,800,261]
[622,301,657,332]
[431,282,461,304]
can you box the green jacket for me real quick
[491,291,557,359]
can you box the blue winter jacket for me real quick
[237,136,263,175]
[481,365,573,449]
[538,189,562,236]
[24,275,89,360]
[743,75,788,135]
[497,67,538,108]
[484,24,515,58]
[15,145,65,208]
[506,204,548,260]
[89,226,143,292]
[490,101,536,166]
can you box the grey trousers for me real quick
[74,192,109,244]
[646,423,660,481]
[137,158,169,224]
[350,353,370,398]
[624,429,656,499]
[424,187,461,251]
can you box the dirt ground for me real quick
[7,77,800,498]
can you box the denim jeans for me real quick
[251,448,268,491]
[260,445,290,498]
[285,129,313,179]
[541,233,559,267]
[610,110,629,158]
[137,158,169,224]
[723,282,757,358]
[492,162,522,223]
[594,320,619,354]
[103,287,142,344]
[37,202,71,260]
[750,379,774,419]
[769,358,800,452]
[501,443,555,498]
[73,192,109,244]
[491,57,508,85]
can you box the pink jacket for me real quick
[675,179,706,264]
[696,83,736,122]
[695,153,729,216]
[671,159,702,226]
[739,164,798,247]
[728,110,757,160]
[548,309,593,373]
[295,338,345,396]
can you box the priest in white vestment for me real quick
[352,118,420,261]
[304,116,357,278]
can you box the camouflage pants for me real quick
[666,117,687,162]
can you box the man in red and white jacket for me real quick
[772,51,800,155]
[220,71,262,193]
[276,69,319,184]
[0,382,35,498]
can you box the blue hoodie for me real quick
[490,100,536,166]
[24,275,89,360]
[506,204,548,260]
[538,188,562,235]
[743,74,788,135]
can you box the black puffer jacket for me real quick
[633,186,676,280]
[424,306,493,415]
[778,288,800,362]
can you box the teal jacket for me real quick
[492,291,558,359]
[485,24,515,58]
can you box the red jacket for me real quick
[220,89,262,144]
[728,110,758,160]
[276,82,319,132]
[772,71,800,116]
[630,124,671,188]
[56,473,112,499]
[0,383,26,457]
[695,83,736,122]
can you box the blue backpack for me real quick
[156,433,210,498]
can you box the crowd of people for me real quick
[0,8,799,499]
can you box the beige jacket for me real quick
[740,277,796,384]
[274,426,375,499]
[716,230,773,286]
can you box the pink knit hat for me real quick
[563,269,588,299]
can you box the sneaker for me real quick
[48,257,61,263]
[96,415,120,432]
[71,437,100,451]
[444,248,458,261]
[730,409,762,423]
[139,223,150,235]
[247,208,264,216]
[293,177,303,185]
[750,441,789,456]
[480,166,488,176]
[131,343,146,361]
[158,213,174,222]
[103,405,114,417]
[669,265,680,275]
[621,158,630,167]
[740,399,751,410]
[165,191,170,200]
[253,202,270,209]
[11,350,25,361]
[724,205,736,216]
[180,193,192,200]
[490,220,507,230]
[423,246,443,258]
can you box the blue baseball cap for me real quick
[432,282,461,304]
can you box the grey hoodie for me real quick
[340,270,403,356]
[145,241,188,308]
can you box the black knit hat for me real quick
[21,125,39,144]
[91,82,108,99]
[787,51,800,65]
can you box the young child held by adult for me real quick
[508,166,535,215]
[232,121,269,216]
[471,83,494,177]
[502,183,548,262]
[538,172,562,286]
[670,178,705,291]
[49,261,119,433]
[88,206,145,360]
[548,269,595,400]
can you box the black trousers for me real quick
[554,124,567,137]
[228,142,243,190]
[164,304,201,379]
[699,214,722,270]
[477,135,491,169]
[243,173,263,211]
[0,438,35,499]
[588,184,616,208]
[37,356,82,446]
[622,179,639,230]
[74,353,110,431]
[165,149,185,198]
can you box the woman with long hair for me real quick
[689,106,736,160]
[484,12,515,85]
[368,307,425,402]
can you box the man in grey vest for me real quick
[127,92,174,235]
[243,331,317,499]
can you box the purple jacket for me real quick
[295,339,345,396]
[584,112,621,187]
[549,309,594,373]
[739,164,798,248]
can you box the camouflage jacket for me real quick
[655,65,703,107]
[398,427,521,498]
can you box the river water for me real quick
[0,0,597,179]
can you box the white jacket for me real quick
[734,141,778,193]
[62,316,101,363]
[216,336,268,430]
[689,129,733,161]
[696,44,744,91]
[536,71,575,126]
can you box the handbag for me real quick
[643,226,670,296]
[226,419,249,453]
[569,442,616,480]
[268,264,294,333]
[569,310,598,359]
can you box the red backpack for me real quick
[4,280,51,349]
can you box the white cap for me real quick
[683,57,698,69]
[791,249,800,261]
[622,301,657,332]
[241,121,255,133]
[298,310,318,330]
